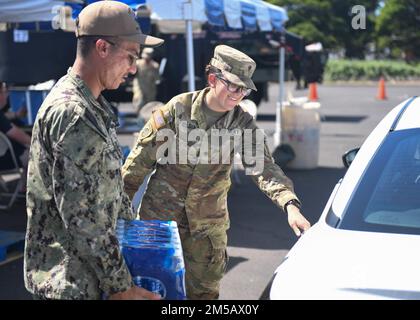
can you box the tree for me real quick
[270,0,380,58]
[330,0,379,59]
[269,0,339,49]
[376,0,420,62]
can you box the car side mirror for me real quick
[342,148,360,168]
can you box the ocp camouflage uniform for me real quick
[122,87,299,299]
[132,58,160,112]
[24,69,135,300]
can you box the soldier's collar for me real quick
[190,87,210,130]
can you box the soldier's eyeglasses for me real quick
[216,76,251,97]
[104,39,138,67]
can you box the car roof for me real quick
[392,96,420,131]
[330,96,419,219]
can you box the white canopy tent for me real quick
[145,0,288,146]
[0,0,289,146]
[0,0,65,22]
[146,1,287,82]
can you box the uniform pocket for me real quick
[138,122,155,145]
[207,234,228,281]
[101,145,123,199]
[103,144,122,171]
[186,234,227,284]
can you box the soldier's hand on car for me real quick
[109,286,162,300]
[287,206,311,237]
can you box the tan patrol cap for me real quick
[75,1,164,47]
[210,45,257,91]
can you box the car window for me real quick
[339,128,420,235]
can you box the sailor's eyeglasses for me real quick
[104,39,138,67]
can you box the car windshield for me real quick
[339,128,420,235]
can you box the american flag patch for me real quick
[152,109,166,129]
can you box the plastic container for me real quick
[9,89,49,125]
[282,100,321,169]
[116,219,186,300]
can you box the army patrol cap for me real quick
[210,45,257,91]
[75,1,164,47]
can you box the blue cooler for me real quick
[116,219,186,300]
[9,89,48,125]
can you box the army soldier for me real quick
[122,45,311,300]
[132,47,160,113]
[24,1,164,300]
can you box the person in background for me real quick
[122,45,311,299]
[0,82,27,126]
[0,82,30,191]
[24,1,164,300]
[132,47,160,114]
[289,54,303,90]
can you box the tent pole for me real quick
[184,0,195,91]
[274,31,286,147]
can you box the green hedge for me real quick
[324,60,420,81]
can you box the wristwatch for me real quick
[284,199,301,214]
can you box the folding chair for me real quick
[0,132,24,210]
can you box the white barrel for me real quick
[282,101,321,169]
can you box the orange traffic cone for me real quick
[308,82,318,101]
[376,77,387,100]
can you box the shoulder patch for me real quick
[151,109,165,130]
[151,106,173,131]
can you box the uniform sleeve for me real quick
[52,118,133,296]
[119,191,136,221]
[122,104,174,200]
[242,117,300,211]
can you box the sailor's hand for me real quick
[109,286,162,300]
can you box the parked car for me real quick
[269,96,420,299]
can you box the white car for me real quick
[269,96,420,300]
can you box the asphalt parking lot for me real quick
[0,81,418,300]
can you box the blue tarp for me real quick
[204,0,225,27]
[2,0,287,33]
[269,7,287,32]
[241,1,257,32]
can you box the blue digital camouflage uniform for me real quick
[24,69,135,299]
[122,87,300,299]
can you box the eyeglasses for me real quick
[104,39,138,67]
[216,76,251,97]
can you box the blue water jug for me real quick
[116,219,186,300]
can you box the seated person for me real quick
[0,82,27,126]
[0,83,31,192]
